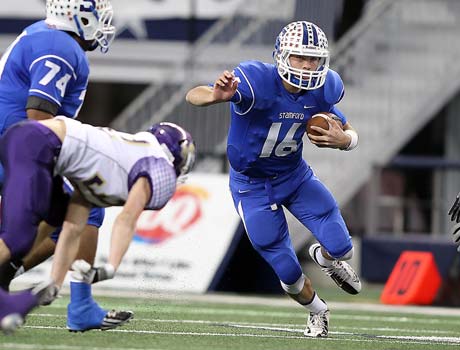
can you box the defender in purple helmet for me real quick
[149,122,196,178]
[0,117,195,334]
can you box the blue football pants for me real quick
[230,161,352,285]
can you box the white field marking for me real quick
[224,323,460,345]
[0,344,164,350]
[22,325,460,347]
[335,325,455,335]
[30,314,459,335]
[374,334,460,344]
[16,286,460,317]
[225,323,304,334]
[31,309,460,325]
[332,314,460,325]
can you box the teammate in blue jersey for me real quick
[0,0,132,332]
[186,21,361,338]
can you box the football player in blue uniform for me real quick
[0,0,132,332]
[186,21,361,338]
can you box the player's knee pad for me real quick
[325,239,353,260]
[270,251,303,285]
[280,274,305,295]
[320,216,352,259]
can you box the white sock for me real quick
[303,292,328,313]
[315,247,333,267]
[69,274,84,283]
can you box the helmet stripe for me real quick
[161,122,187,140]
[73,14,85,38]
[310,24,319,47]
[302,22,309,46]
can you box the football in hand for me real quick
[306,112,343,137]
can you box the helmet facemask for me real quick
[86,6,116,53]
[274,21,330,90]
[46,0,116,53]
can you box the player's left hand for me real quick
[308,118,349,149]
[71,259,115,284]
[212,70,239,102]
[448,192,460,223]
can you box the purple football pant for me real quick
[0,288,37,322]
[0,121,66,259]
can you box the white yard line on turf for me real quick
[36,288,460,317]
[29,314,460,334]
[31,308,460,324]
[22,325,460,346]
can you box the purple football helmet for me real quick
[148,122,196,177]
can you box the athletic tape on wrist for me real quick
[344,129,358,151]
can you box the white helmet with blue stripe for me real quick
[274,21,330,90]
[45,0,116,53]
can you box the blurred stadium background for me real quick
[2,0,460,346]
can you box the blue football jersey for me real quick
[227,61,347,177]
[0,20,89,134]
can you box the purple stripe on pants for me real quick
[0,121,63,259]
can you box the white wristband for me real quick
[344,129,358,151]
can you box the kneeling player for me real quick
[0,118,195,334]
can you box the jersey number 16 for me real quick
[260,122,302,158]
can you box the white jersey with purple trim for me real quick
[54,117,177,210]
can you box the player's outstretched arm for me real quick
[50,190,91,287]
[108,177,151,272]
[186,70,238,106]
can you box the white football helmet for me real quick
[45,0,116,53]
[274,21,329,90]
